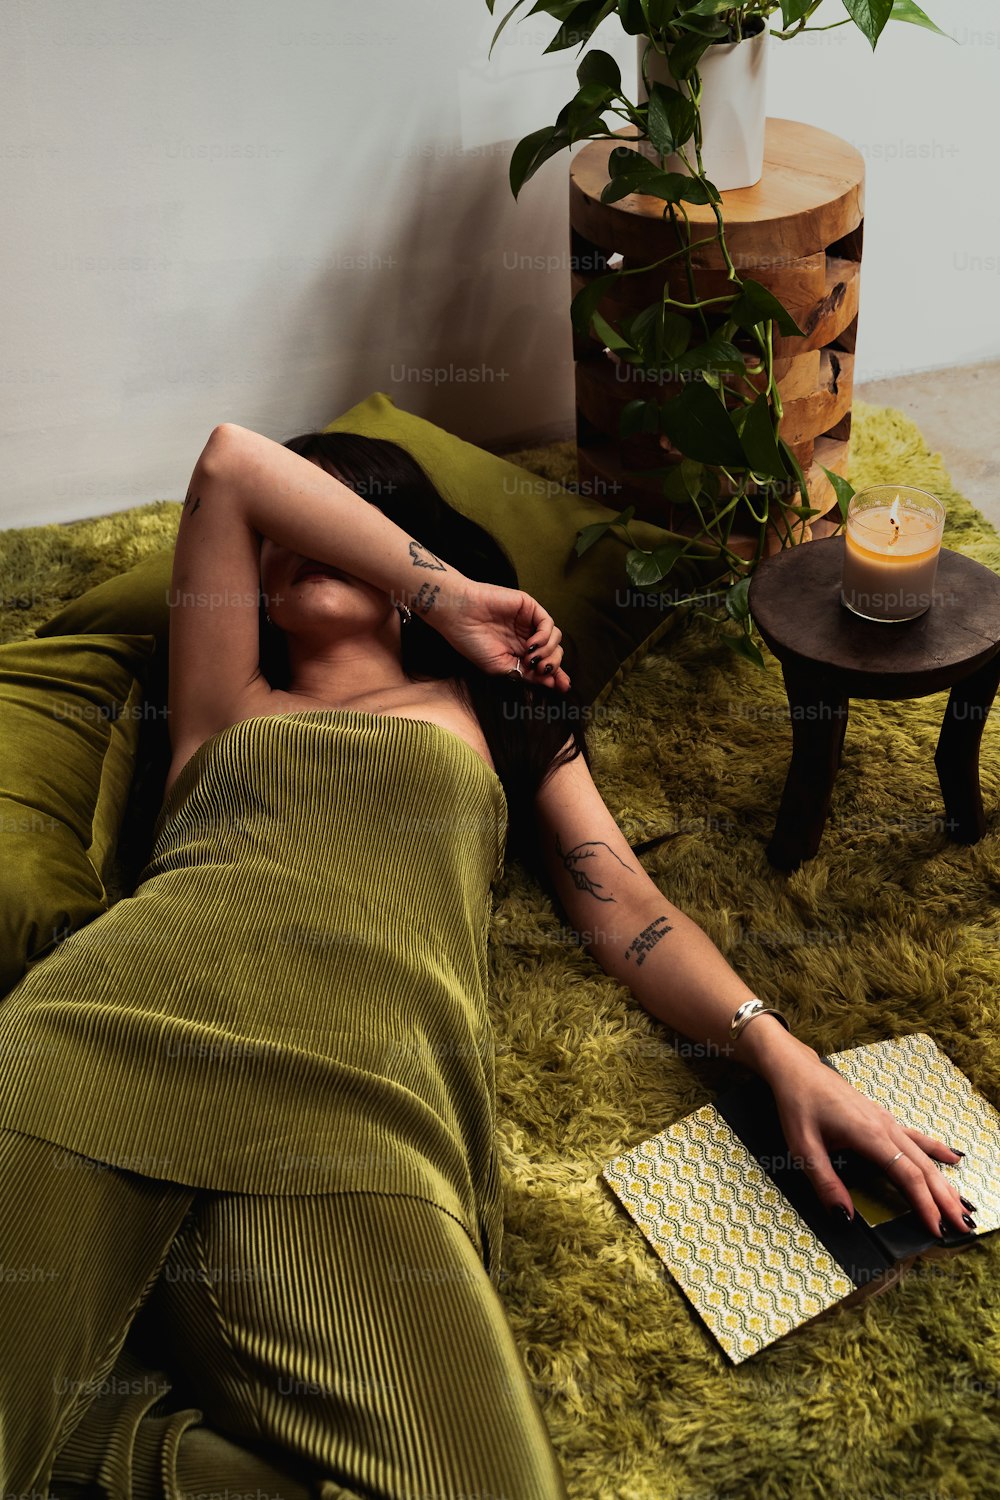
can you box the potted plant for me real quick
[493,2,946,195]
[483,0,946,661]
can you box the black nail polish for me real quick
[962,1214,977,1230]
[529,656,540,668]
[953,1149,966,1158]
[831,1205,853,1223]
[960,1197,977,1213]
[939,1219,949,1238]
[543,663,554,675]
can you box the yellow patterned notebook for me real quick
[601,1033,1000,1363]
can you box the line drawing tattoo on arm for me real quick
[555,832,634,903]
[414,582,440,614]
[624,913,673,966]
[409,540,446,571]
[182,491,201,516]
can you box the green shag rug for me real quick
[4,401,1000,1500]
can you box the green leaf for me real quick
[673,331,747,375]
[570,270,620,335]
[667,29,713,79]
[557,80,617,139]
[543,0,616,53]
[489,0,532,54]
[646,81,698,157]
[780,0,815,24]
[575,504,635,556]
[627,303,691,363]
[723,630,766,669]
[618,0,650,34]
[625,538,687,587]
[509,125,570,198]
[650,539,686,574]
[601,169,713,206]
[725,575,751,622]
[626,548,668,587]
[591,308,634,353]
[729,278,804,338]
[577,47,623,87]
[678,458,703,499]
[889,0,950,37]
[778,436,810,510]
[820,465,856,523]
[665,465,695,507]
[739,394,786,480]
[619,398,661,437]
[843,0,894,48]
[575,519,614,556]
[606,142,659,178]
[658,382,746,467]
[641,0,682,26]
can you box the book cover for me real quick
[600,1032,1000,1363]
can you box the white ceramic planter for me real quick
[636,21,768,191]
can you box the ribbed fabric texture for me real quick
[0,1128,566,1500]
[0,709,509,1270]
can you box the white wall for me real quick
[0,0,996,527]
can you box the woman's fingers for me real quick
[522,618,568,689]
[895,1129,974,1235]
[881,1141,970,1239]
[787,1125,855,1219]
[771,1058,977,1243]
[785,1123,974,1241]
[903,1126,964,1164]
[523,624,561,662]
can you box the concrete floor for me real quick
[856,359,1000,531]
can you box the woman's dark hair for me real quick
[262,431,591,872]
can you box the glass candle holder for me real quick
[841,485,946,623]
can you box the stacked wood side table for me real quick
[569,120,864,557]
[748,537,1000,872]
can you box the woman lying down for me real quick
[0,423,971,1500]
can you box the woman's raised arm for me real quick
[169,423,569,752]
[533,748,974,1241]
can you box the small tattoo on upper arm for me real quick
[182,491,202,516]
[555,832,633,903]
[624,914,673,966]
[409,541,445,571]
[415,583,440,613]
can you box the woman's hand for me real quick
[767,1038,974,1239]
[434,578,571,691]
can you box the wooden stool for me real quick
[747,537,1000,871]
[569,120,864,556]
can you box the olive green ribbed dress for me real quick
[0,709,509,1274]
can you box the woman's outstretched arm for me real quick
[170,423,569,749]
[533,747,972,1241]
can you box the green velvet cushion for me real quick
[38,392,684,707]
[0,632,156,994]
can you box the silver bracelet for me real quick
[729,997,791,1041]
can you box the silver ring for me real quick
[509,659,523,678]
[883,1150,904,1171]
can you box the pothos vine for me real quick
[488,0,944,663]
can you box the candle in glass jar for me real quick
[841,485,946,622]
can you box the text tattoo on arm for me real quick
[554,832,634,903]
[409,541,445,571]
[414,582,440,614]
[624,914,673,966]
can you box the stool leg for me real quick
[934,650,1000,843]
[766,667,850,872]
